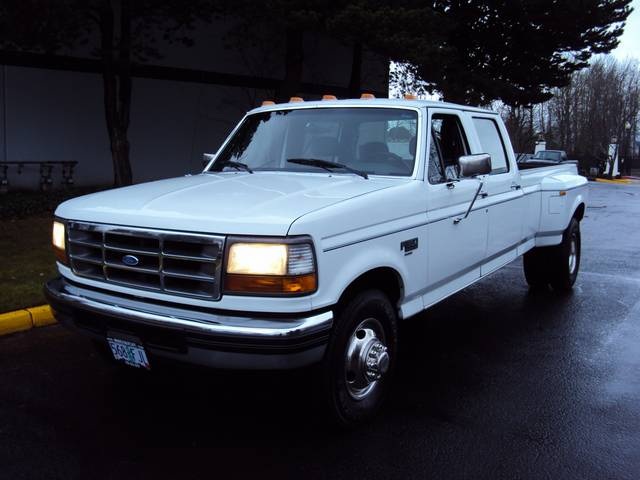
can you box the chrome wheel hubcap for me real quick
[344,318,389,400]
[568,235,577,274]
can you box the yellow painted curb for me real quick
[27,305,56,327]
[0,305,56,337]
[595,178,632,184]
[0,310,33,336]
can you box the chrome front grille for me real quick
[67,222,225,300]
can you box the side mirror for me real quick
[459,153,492,178]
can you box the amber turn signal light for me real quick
[225,273,317,295]
[53,246,68,265]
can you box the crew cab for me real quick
[46,98,588,425]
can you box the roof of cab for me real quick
[248,97,496,115]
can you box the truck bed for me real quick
[519,162,581,189]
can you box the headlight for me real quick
[52,220,68,265]
[224,240,316,295]
[227,243,288,275]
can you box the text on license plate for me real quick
[107,338,150,369]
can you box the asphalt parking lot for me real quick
[1,182,639,480]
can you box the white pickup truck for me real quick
[46,98,588,425]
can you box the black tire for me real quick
[322,289,398,427]
[523,247,550,289]
[549,218,581,291]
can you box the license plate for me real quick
[107,337,150,369]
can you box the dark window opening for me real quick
[428,114,470,184]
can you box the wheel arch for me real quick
[336,267,404,311]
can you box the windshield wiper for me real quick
[286,158,368,179]
[216,160,253,173]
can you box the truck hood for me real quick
[56,172,401,236]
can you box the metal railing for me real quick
[0,161,78,193]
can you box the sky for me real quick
[613,0,640,60]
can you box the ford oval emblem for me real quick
[122,254,140,266]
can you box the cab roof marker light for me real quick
[404,93,417,100]
[322,94,337,101]
[261,100,275,106]
[289,96,304,102]
[360,93,375,99]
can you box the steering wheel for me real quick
[368,151,411,175]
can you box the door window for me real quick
[428,131,445,184]
[428,114,470,183]
[472,117,509,174]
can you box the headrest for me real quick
[409,137,417,156]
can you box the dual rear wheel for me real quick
[523,218,581,291]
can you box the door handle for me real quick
[479,191,488,198]
[511,183,521,190]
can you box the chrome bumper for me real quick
[45,277,333,370]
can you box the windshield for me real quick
[207,107,419,177]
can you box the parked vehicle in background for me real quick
[533,150,569,162]
[45,98,588,425]
[518,149,579,170]
[516,153,535,163]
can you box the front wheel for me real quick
[322,289,398,427]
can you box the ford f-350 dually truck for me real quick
[46,98,588,425]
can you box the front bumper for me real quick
[45,277,333,370]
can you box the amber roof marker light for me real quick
[322,94,337,101]
[404,93,417,100]
[289,96,304,102]
[360,93,375,99]
[261,100,275,106]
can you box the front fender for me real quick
[312,240,416,312]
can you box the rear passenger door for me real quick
[471,115,525,275]
[423,110,489,307]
